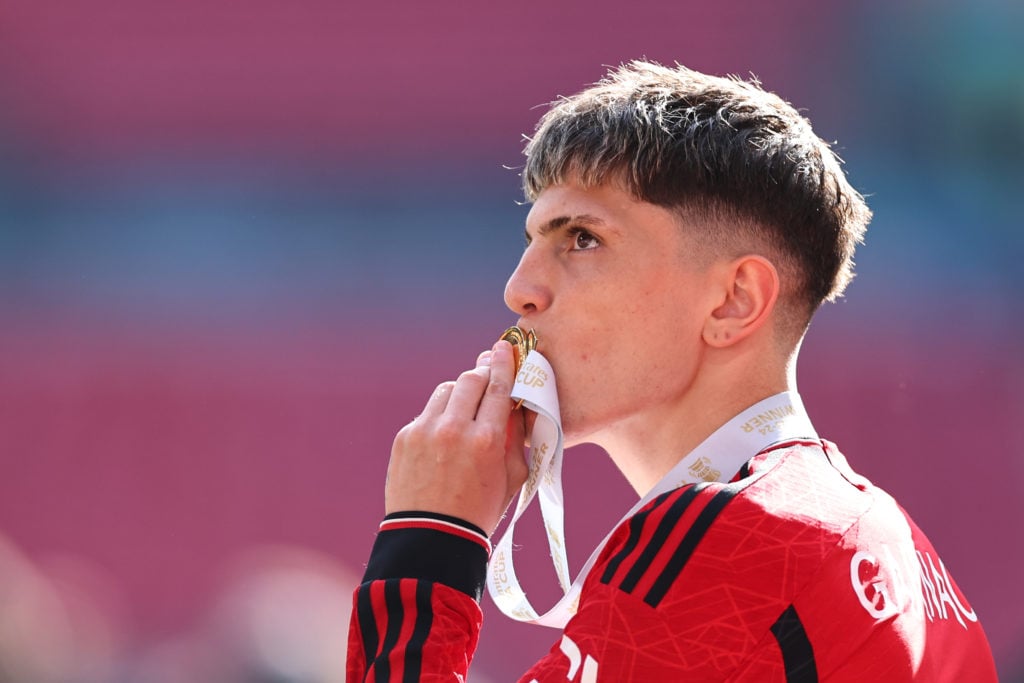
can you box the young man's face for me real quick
[504,180,720,447]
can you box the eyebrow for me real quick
[524,214,608,242]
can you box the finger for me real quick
[475,340,516,426]
[442,345,499,417]
[419,381,455,418]
[445,364,491,418]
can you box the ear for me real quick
[702,255,780,348]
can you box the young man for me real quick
[347,62,998,681]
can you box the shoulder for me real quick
[591,441,873,609]
[564,442,998,681]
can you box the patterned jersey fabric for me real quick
[349,441,998,682]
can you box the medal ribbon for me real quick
[487,348,819,628]
[487,349,570,623]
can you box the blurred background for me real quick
[1,1,1022,680]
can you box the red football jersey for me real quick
[349,441,998,682]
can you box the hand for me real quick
[385,340,528,535]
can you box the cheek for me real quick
[635,309,703,385]
[556,341,610,397]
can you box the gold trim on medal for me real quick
[499,326,538,409]
[499,326,538,377]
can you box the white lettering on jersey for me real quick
[916,550,978,629]
[528,635,599,683]
[557,635,598,683]
[850,547,977,630]
[850,550,900,619]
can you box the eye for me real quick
[569,227,600,251]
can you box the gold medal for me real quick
[499,326,538,377]
[499,325,538,408]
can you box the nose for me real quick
[504,245,552,316]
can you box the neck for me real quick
[595,350,797,496]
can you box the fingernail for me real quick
[478,350,493,367]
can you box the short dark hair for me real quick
[522,61,871,314]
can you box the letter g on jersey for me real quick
[850,550,900,619]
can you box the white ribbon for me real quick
[487,349,569,623]
[486,349,818,629]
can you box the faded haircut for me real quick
[522,61,872,314]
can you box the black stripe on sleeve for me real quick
[644,466,775,607]
[356,584,379,682]
[770,605,818,683]
[375,580,405,681]
[603,449,790,606]
[600,488,679,584]
[617,485,706,594]
[643,484,735,606]
[737,460,752,480]
[403,581,434,683]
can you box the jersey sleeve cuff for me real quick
[361,511,491,601]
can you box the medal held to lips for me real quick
[488,327,574,626]
[499,326,538,377]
